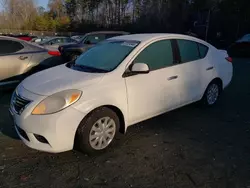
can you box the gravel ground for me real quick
[1,59,250,188]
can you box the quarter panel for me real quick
[211,49,233,88]
[198,50,219,98]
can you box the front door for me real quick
[125,39,181,124]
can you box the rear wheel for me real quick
[75,107,120,154]
[202,81,222,106]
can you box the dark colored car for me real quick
[227,34,250,57]
[59,31,129,62]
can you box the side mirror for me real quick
[131,63,149,74]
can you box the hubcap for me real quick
[207,84,219,105]
[89,117,116,150]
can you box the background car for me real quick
[0,36,63,89]
[0,34,34,41]
[227,34,250,57]
[39,37,78,50]
[71,35,85,42]
[59,31,129,62]
[12,34,34,41]
[10,34,233,154]
[31,36,49,43]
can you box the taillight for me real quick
[225,57,233,63]
[48,50,61,56]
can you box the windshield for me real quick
[72,40,139,72]
[39,37,55,44]
[79,35,88,43]
[238,34,250,42]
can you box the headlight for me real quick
[32,90,82,115]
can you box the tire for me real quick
[201,80,222,106]
[75,107,120,154]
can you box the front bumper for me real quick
[10,86,85,153]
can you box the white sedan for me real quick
[10,34,233,154]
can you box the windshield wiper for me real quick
[72,64,108,73]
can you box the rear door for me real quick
[174,39,203,104]
[0,39,32,82]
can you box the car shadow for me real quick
[0,90,20,140]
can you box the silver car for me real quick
[39,37,77,49]
[0,36,62,88]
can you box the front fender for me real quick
[72,80,128,128]
[72,98,128,128]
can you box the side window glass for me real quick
[0,40,24,55]
[49,39,56,45]
[177,39,200,63]
[65,38,75,43]
[198,43,209,58]
[56,38,63,43]
[133,40,173,71]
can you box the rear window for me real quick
[65,38,76,43]
[177,39,200,63]
[0,40,24,55]
[198,43,209,58]
[84,34,106,44]
[105,33,124,39]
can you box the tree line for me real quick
[0,0,70,32]
[0,0,250,45]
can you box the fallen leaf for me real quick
[20,175,29,182]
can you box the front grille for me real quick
[12,91,31,114]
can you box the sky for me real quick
[37,0,49,8]
[0,0,49,11]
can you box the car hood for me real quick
[22,64,104,96]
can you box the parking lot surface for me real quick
[1,59,250,188]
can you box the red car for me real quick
[13,35,33,41]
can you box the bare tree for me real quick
[0,0,37,29]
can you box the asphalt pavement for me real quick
[1,59,250,188]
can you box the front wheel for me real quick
[75,107,120,154]
[202,81,221,106]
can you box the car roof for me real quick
[111,33,210,46]
[0,35,26,42]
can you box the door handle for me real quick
[168,76,178,81]
[206,66,214,71]
[19,56,28,60]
